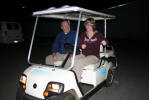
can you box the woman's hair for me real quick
[84,18,96,31]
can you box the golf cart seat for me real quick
[81,59,107,86]
[80,45,114,86]
[54,60,63,66]
[83,62,101,70]
[100,50,114,58]
[83,57,105,71]
[53,45,105,67]
[100,45,114,58]
[83,44,113,71]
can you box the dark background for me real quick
[0,0,149,100]
[0,0,148,41]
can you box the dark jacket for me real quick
[52,30,76,54]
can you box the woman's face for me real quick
[84,21,93,32]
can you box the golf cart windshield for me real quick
[28,5,115,70]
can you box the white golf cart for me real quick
[16,5,117,100]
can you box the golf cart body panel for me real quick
[81,61,111,86]
[24,65,82,99]
[17,5,117,100]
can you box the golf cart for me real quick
[16,5,117,100]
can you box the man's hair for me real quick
[61,19,70,25]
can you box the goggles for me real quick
[84,22,95,26]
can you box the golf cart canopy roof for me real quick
[33,5,115,21]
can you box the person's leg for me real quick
[56,53,64,61]
[45,54,54,65]
[72,54,86,81]
[65,54,84,68]
[73,55,99,81]
[80,55,100,66]
[45,53,64,65]
[74,54,85,65]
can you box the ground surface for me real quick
[0,40,149,100]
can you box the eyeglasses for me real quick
[84,22,95,26]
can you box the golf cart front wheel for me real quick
[105,69,114,87]
[16,85,25,100]
[48,91,76,100]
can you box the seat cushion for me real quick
[54,61,63,66]
[100,50,114,58]
[83,62,101,70]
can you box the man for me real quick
[45,20,76,66]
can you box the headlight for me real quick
[19,74,27,89]
[44,82,64,97]
[19,74,27,84]
[49,84,59,91]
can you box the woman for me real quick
[73,18,108,82]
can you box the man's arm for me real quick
[51,34,60,53]
[52,53,57,60]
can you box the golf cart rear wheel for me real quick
[105,69,114,87]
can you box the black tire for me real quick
[62,92,76,100]
[105,69,114,87]
[16,85,25,100]
[49,92,76,100]
[107,57,118,69]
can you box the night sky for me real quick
[0,0,148,40]
[0,0,136,20]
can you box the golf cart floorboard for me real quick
[79,83,94,95]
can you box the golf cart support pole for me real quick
[27,16,39,64]
[104,17,107,38]
[67,11,82,70]
[104,17,107,56]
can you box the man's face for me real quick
[61,21,70,33]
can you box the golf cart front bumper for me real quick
[23,94,44,100]
[23,92,76,100]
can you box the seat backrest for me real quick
[100,44,104,53]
